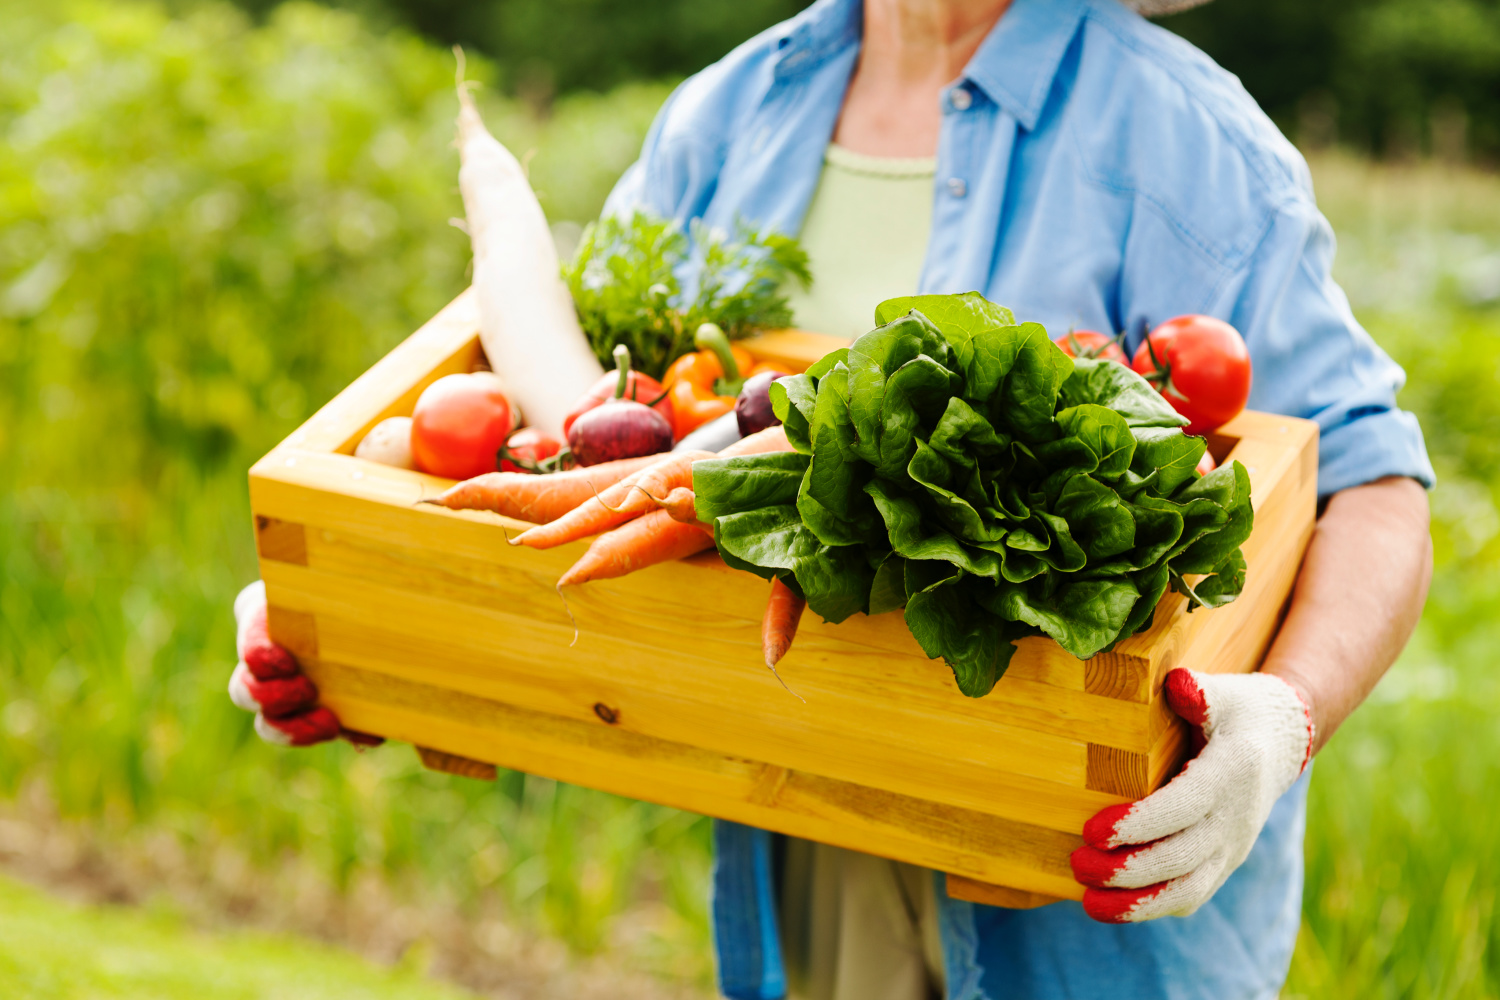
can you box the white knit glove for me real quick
[1070,667,1313,922]
[229,581,347,747]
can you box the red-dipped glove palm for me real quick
[1070,667,1314,923]
[229,581,345,747]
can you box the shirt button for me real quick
[947,177,968,199]
[949,87,973,112]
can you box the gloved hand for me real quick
[1070,667,1314,923]
[229,581,344,746]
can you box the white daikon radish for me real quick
[456,79,603,440]
[354,416,416,469]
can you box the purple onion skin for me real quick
[736,370,791,436]
[567,400,674,467]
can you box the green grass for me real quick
[0,874,479,1000]
[0,2,1498,995]
[1285,153,1500,999]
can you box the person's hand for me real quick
[1070,667,1313,923]
[229,581,343,746]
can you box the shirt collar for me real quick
[962,0,1090,131]
[771,0,863,81]
[770,0,1090,130]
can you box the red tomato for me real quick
[1131,316,1251,435]
[410,372,518,480]
[1054,329,1127,365]
[562,369,671,437]
[1195,450,1217,478]
[499,427,562,473]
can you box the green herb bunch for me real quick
[693,293,1253,697]
[562,211,812,380]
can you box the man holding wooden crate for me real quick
[228,0,1434,997]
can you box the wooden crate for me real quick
[249,289,1318,907]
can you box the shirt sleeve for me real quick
[1210,199,1435,497]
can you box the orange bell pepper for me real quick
[661,323,763,439]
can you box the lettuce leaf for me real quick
[694,293,1253,697]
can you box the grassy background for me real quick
[0,1,1496,996]
[0,873,483,1000]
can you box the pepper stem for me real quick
[694,322,741,382]
[612,344,632,400]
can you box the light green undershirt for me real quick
[785,144,936,340]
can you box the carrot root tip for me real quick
[587,480,634,514]
[763,662,805,703]
[556,583,580,647]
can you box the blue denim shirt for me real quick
[604,0,1433,996]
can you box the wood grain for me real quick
[1085,744,1150,799]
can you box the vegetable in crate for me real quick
[662,323,757,438]
[562,361,672,437]
[562,211,812,381]
[1054,329,1127,365]
[457,80,603,439]
[1131,315,1252,435]
[410,372,518,480]
[499,427,562,473]
[566,346,675,466]
[354,416,416,469]
[693,293,1254,698]
[736,368,791,435]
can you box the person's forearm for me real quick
[1260,476,1432,754]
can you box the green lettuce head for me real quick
[694,293,1252,697]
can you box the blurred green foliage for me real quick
[1162,0,1500,158]
[1,0,1499,994]
[0,0,705,977]
[217,0,809,99]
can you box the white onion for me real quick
[354,416,416,469]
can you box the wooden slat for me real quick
[273,593,1107,830]
[251,464,1156,755]
[739,328,852,373]
[303,658,1088,900]
[416,746,498,781]
[944,876,1065,909]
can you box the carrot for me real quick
[718,425,792,457]
[652,487,704,527]
[762,576,807,668]
[557,510,714,587]
[423,453,664,523]
[510,450,714,549]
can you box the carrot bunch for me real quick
[424,426,806,680]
